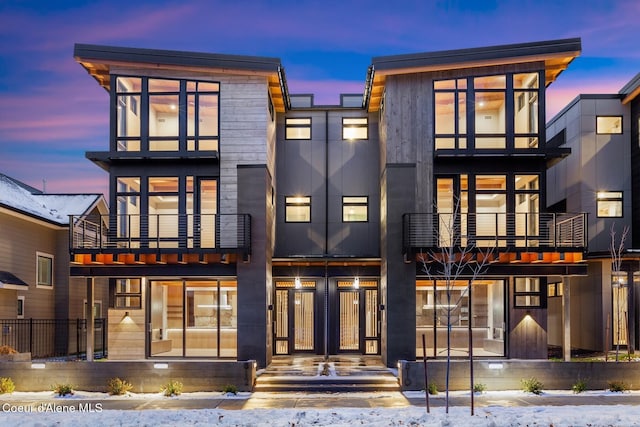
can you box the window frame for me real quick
[285,196,311,222]
[342,117,368,140]
[596,116,623,135]
[514,277,544,308]
[596,191,623,218]
[17,296,25,319]
[36,252,54,289]
[342,196,369,222]
[112,278,142,310]
[285,117,312,140]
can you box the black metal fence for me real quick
[0,319,107,360]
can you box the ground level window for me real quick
[17,296,24,319]
[113,278,142,309]
[597,191,622,217]
[514,277,543,307]
[416,279,505,358]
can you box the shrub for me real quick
[0,345,18,355]
[572,379,588,394]
[107,377,133,396]
[473,383,487,393]
[521,377,544,395]
[52,383,74,397]
[608,380,627,392]
[427,382,438,395]
[0,377,15,394]
[222,384,238,395]
[161,379,183,397]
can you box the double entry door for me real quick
[274,279,379,355]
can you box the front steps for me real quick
[254,356,400,392]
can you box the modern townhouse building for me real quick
[71,38,586,368]
[546,72,640,355]
[0,173,108,355]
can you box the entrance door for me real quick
[336,280,379,354]
[274,280,316,354]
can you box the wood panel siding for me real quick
[108,304,146,360]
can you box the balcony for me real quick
[70,214,251,264]
[402,212,587,260]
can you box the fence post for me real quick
[29,318,33,354]
[77,319,81,358]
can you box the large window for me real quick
[36,252,53,288]
[342,196,368,222]
[285,118,311,140]
[416,279,505,357]
[285,196,311,222]
[114,76,219,152]
[597,191,623,217]
[150,280,237,358]
[434,72,541,151]
[596,116,622,134]
[342,117,368,140]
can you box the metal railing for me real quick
[402,212,587,253]
[0,318,107,360]
[70,213,251,254]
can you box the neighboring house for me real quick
[0,173,108,354]
[71,38,586,368]
[546,72,640,355]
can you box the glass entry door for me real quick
[337,280,379,354]
[274,280,316,355]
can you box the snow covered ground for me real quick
[1,389,640,426]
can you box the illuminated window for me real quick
[285,196,311,222]
[342,118,368,140]
[285,118,311,140]
[36,252,53,288]
[342,196,368,222]
[514,277,543,307]
[597,191,623,217]
[596,116,622,134]
[113,279,142,309]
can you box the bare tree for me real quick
[609,223,629,362]
[418,198,495,414]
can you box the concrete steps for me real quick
[254,356,400,392]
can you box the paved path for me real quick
[4,392,640,411]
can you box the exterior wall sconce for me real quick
[294,277,302,289]
[353,277,360,289]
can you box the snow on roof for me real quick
[0,173,102,226]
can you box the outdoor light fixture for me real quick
[31,363,46,369]
[353,277,360,289]
[294,277,302,289]
[154,363,169,369]
[488,363,504,370]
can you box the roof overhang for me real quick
[620,72,640,104]
[0,271,29,290]
[74,43,290,112]
[366,38,582,112]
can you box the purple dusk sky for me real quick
[0,0,639,196]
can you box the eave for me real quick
[74,44,289,112]
[366,38,581,112]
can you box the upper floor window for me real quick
[285,118,311,140]
[434,72,541,151]
[596,116,622,134]
[36,252,53,288]
[343,196,368,222]
[342,118,368,140]
[597,191,622,217]
[114,76,219,152]
[285,196,311,222]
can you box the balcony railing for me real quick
[402,212,587,254]
[70,214,251,255]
